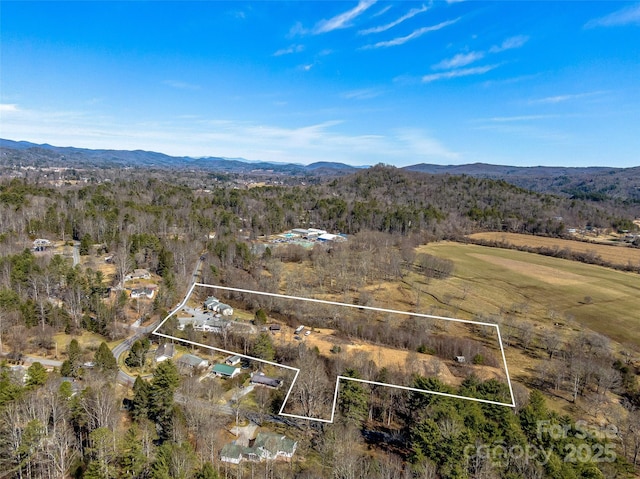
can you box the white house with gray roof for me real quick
[203,296,233,316]
[221,432,297,464]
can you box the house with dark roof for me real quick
[250,373,282,389]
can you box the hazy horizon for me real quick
[1,1,639,168]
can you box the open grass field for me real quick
[416,242,640,349]
[468,231,640,269]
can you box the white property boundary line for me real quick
[152,283,516,423]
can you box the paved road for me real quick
[22,356,63,368]
[72,241,80,267]
[112,254,205,386]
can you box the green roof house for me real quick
[212,363,240,378]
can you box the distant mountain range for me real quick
[0,138,360,176]
[404,163,640,202]
[1,138,639,201]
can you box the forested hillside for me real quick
[406,163,640,203]
[1,164,637,246]
[0,165,638,479]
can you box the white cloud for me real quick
[432,51,484,70]
[530,91,606,104]
[422,64,497,82]
[301,64,314,71]
[481,73,540,88]
[341,88,384,100]
[163,80,201,91]
[0,104,461,166]
[0,103,20,112]
[359,4,429,35]
[372,5,392,17]
[585,3,640,28]
[489,35,529,53]
[484,115,559,122]
[363,18,460,48]
[229,9,247,20]
[273,44,305,56]
[287,21,308,38]
[314,0,377,34]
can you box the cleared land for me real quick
[303,328,505,386]
[468,231,640,268]
[417,242,640,348]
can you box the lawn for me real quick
[416,242,640,349]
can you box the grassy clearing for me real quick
[416,242,640,349]
[52,332,118,354]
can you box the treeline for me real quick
[467,236,640,273]
[2,346,637,479]
[2,165,637,252]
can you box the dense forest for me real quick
[1,164,638,244]
[0,164,639,478]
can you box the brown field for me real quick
[468,253,596,286]
[468,232,640,268]
[303,328,505,387]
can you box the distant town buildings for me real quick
[265,228,347,248]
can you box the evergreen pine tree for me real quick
[131,375,150,421]
[25,362,47,388]
[149,360,180,438]
[94,342,117,374]
[118,426,147,478]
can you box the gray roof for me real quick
[177,354,207,368]
[221,443,245,460]
[155,343,175,359]
[254,432,297,456]
[250,374,281,388]
[204,296,219,306]
[221,433,297,463]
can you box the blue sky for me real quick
[1,1,639,167]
